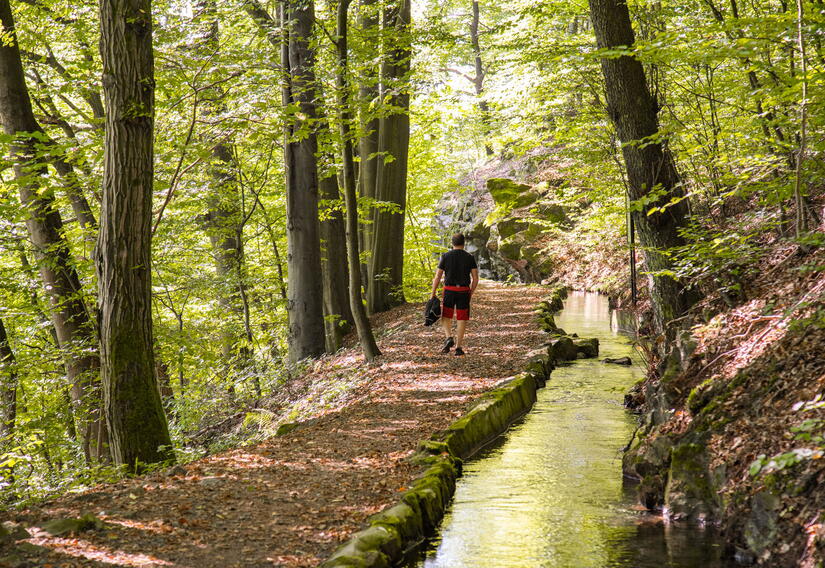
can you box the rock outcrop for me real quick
[436,169,569,284]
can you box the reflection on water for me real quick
[413,292,733,568]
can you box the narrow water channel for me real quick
[412,292,731,568]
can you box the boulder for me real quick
[573,337,599,358]
[486,178,537,208]
[1,522,30,541]
[530,202,568,225]
[496,237,522,260]
[547,336,578,362]
[664,442,723,523]
[743,491,781,559]
[496,218,530,240]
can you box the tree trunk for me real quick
[794,0,811,237]
[470,0,493,156]
[588,0,695,337]
[338,0,381,361]
[98,0,173,470]
[367,0,411,314]
[0,0,107,463]
[243,0,344,356]
[319,174,355,352]
[0,318,17,443]
[358,0,380,288]
[283,0,327,363]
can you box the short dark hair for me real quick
[451,233,465,247]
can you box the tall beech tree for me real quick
[0,0,107,462]
[470,0,493,156]
[367,0,412,314]
[282,0,327,362]
[357,0,380,286]
[337,0,381,361]
[97,0,173,469]
[588,0,695,336]
[319,174,355,352]
[241,0,352,354]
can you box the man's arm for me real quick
[470,268,479,296]
[431,268,444,298]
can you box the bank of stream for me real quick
[411,292,734,568]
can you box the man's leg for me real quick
[440,291,456,353]
[455,320,468,348]
[454,292,471,351]
[441,314,452,339]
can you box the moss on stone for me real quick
[276,422,300,436]
[42,513,104,536]
[486,178,535,206]
[665,442,721,522]
[573,337,599,358]
[497,237,522,260]
[548,336,578,362]
[497,218,530,240]
[370,503,423,543]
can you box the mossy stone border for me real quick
[321,355,553,567]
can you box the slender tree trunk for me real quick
[794,0,810,237]
[319,174,355,352]
[0,0,107,462]
[0,318,17,443]
[98,0,173,470]
[589,0,695,337]
[338,0,381,361]
[358,0,380,288]
[22,72,99,235]
[367,0,411,314]
[470,0,493,156]
[283,0,327,363]
[52,158,98,233]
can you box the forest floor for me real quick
[0,281,549,568]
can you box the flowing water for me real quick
[412,292,732,568]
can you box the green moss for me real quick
[276,422,300,436]
[370,503,423,543]
[497,237,522,259]
[486,178,535,206]
[665,442,721,521]
[572,337,599,358]
[42,513,104,536]
[497,218,530,240]
[686,379,714,415]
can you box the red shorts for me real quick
[442,289,471,321]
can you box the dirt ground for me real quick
[0,281,549,567]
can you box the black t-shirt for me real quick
[438,249,478,287]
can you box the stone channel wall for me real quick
[321,286,599,568]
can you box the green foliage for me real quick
[748,448,823,478]
[749,395,825,477]
[671,222,769,302]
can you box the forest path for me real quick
[5,281,549,568]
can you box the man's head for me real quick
[451,233,465,248]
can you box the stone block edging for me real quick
[320,362,552,567]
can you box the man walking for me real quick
[430,233,479,356]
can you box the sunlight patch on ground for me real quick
[27,532,175,567]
